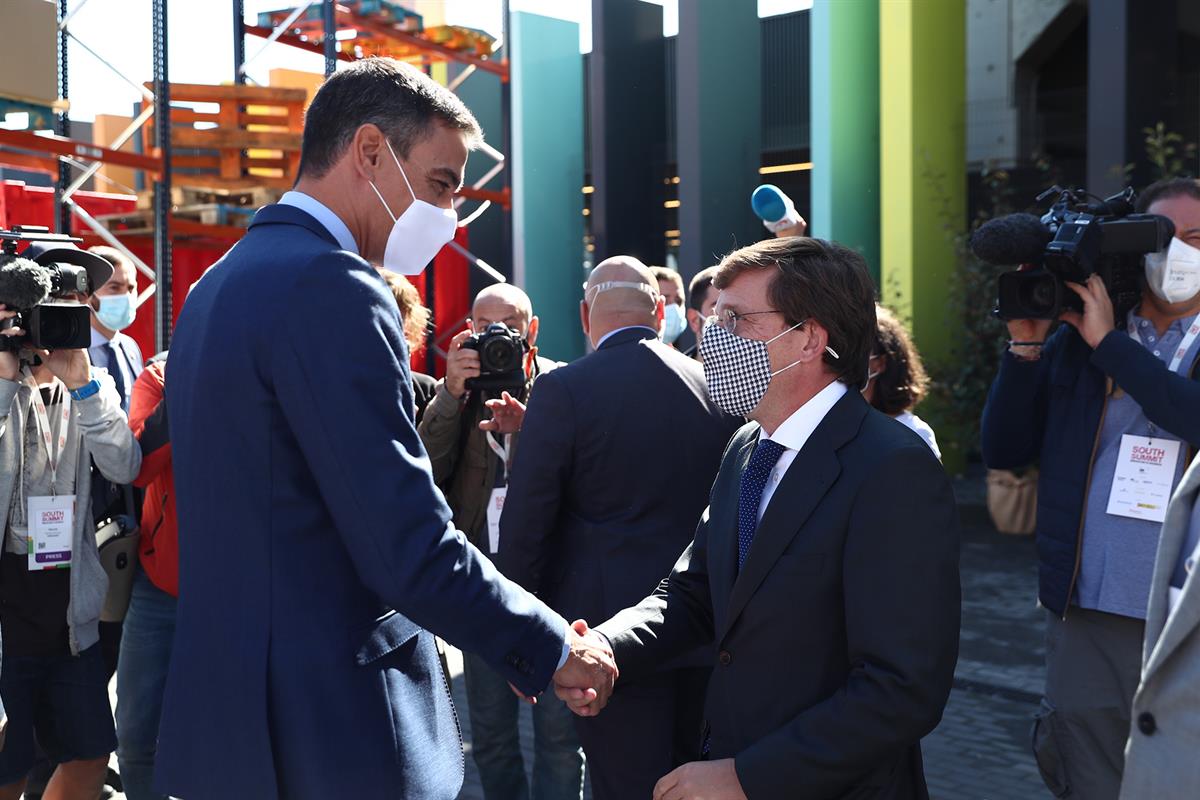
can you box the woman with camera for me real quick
[0,303,140,800]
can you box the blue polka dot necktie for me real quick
[737,439,787,570]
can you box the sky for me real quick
[60,0,810,123]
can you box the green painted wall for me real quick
[510,12,586,361]
[810,1,880,281]
[880,0,967,472]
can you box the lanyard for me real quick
[21,367,71,493]
[485,432,511,482]
[1128,315,1200,375]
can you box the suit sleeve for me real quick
[1091,330,1200,447]
[494,369,573,593]
[980,329,1063,471]
[734,445,961,798]
[272,253,566,696]
[594,510,717,681]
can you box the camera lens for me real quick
[481,336,521,373]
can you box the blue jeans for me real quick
[462,651,585,800]
[115,567,177,800]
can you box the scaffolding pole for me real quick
[323,0,337,77]
[55,0,71,235]
[152,0,172,351]
[233,0,246,85]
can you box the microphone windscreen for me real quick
[969,213,1052,266]
[0,257,52,309]
[751,184,791,224]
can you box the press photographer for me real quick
[979,178,1200,799]
[415,283,583,800]
[0,231,141,799]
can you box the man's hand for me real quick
[653,760,746,800]
[479,392,526,434]
[445,323,481,400]
[38,347,91,390]
[0,305,22,382]
[771,215,807,238]
[1060,274,1116,349]
[553,619,618,717]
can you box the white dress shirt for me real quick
[278,191,359,255]
[756,379,848,523]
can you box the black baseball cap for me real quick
[20,241,113,294]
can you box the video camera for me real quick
[462,322,528,393]
[971,186,1175,321]
[0,225,113,352]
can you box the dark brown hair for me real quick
[713,237,877,387]
[869,304,929,415]
[299,58,482,180]
[1135,177,1200,212]
[379,269,431,355]
[688,265,719,312]
[649,266,684,304]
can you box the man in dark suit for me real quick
[154,58,615,800]
[560,237,961,800]
[496,256,743,800]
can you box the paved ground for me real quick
[450,473,1053,800]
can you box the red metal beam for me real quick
[245,24,356,63]
[342,12,509,82]
[0,130,162,174]
[457,186,510,209]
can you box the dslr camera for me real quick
[0,226,114,352]
[462,322,528,393]
[972,187,1174,322]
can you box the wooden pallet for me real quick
[136,184,284,211]
[97,203,259,235]
[141,83,307,189]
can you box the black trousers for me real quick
[574,667,710,800]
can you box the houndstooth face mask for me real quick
[699,319,806,416]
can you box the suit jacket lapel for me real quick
[718,393,865,641]
[1144,456,1200,678]
[710,432,759,620]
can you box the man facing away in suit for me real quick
[559,237,961,800]
[154,58,616,800]
[495,256,743,799]
[1120,452,1200,799]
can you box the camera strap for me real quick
[1127,315,1200,375]
[21,366,70,493]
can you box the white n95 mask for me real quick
[368,138,458,276]
[1144,238,1200,304]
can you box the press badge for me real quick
[1106,435,1182,523]
[26,495,73,571]
[486,487,507,555]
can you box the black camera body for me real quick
[462,322,528,393]
[0,226,113,352]
[984,187,1174,321]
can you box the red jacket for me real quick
[129,359,178,596]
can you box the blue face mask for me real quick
[662,302,688,344]
[95,293,137,331]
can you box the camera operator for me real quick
[0,292,140,799]
[416,283,583,800]
[982,177,1200,800]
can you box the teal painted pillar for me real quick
[676,0,761,278]
[810,1,880,281]
[879,0,966,471]
[510,12,586,361]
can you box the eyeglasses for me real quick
[706,308,788,337]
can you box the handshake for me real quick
[514,619,619,716]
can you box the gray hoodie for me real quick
[0,366,141,657]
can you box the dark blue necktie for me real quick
[106,342,127,410]
[737,439,786,570]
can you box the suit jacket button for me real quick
[1137,712,1157,736]
[718,650,732,666]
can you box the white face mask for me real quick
[1144,237,1200,304]
[367,139,458,276]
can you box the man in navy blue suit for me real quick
[153,58,617,800]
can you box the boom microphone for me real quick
[0,257,52,309]
[969,213,1053,266]
[751,184,804,234]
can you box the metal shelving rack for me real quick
[0,0,174,350]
